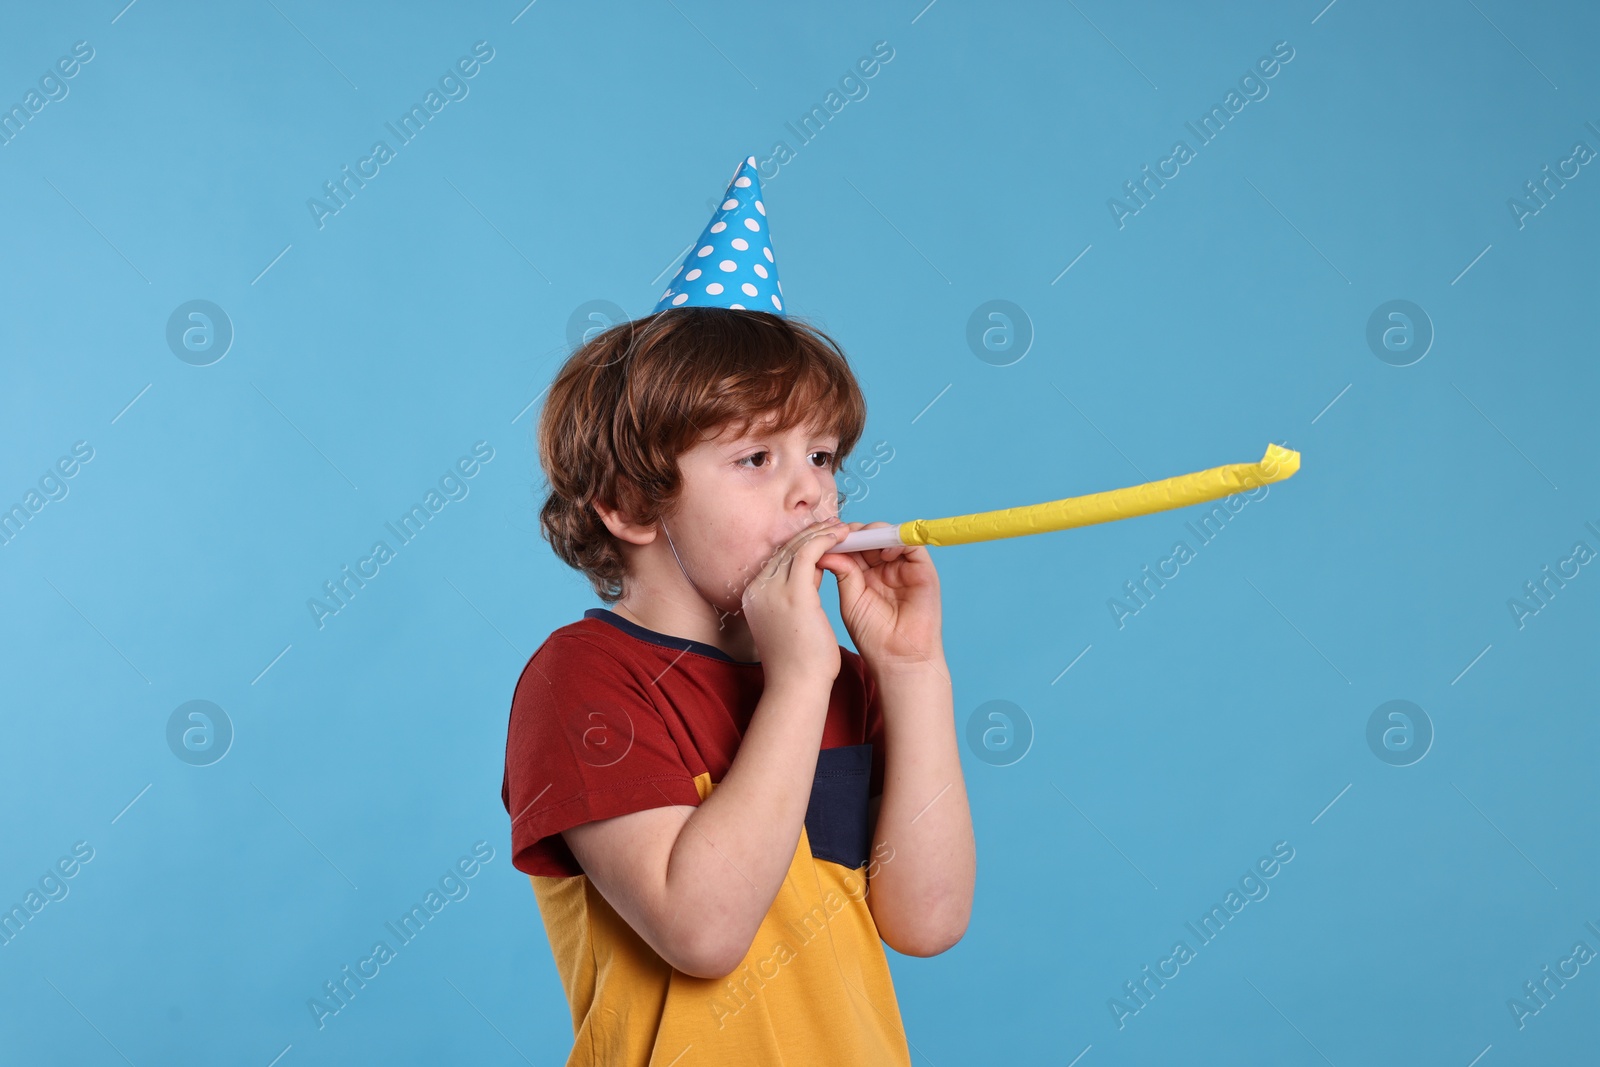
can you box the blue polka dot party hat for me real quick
[654,155,785,316]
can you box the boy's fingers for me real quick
[800,521,848,555]
[787,517,841,551]
[767,519,827,564]
[789,523,849,580]
[761,519,842,581]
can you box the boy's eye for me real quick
[736,450,837,470]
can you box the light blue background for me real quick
[3,1,1597,1063]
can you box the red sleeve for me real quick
[502,634,703,877]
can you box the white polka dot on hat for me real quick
[655,155,786,318]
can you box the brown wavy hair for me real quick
[537,307,868,604]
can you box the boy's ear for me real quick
[592,498,660,546]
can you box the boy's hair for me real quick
[537,307,868,604]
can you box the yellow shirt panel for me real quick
[530,771,911,1067]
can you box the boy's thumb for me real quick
[821,556,856,588]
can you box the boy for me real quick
[501,158,975,1065]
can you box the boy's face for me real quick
[665,412,842,610]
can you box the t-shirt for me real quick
[501,607,912,1067]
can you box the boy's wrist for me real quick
[760,668,838,703]
[867,647,950,684]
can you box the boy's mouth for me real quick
[763,514,842,559]
[781,513,840,543]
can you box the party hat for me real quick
[654,155,784,316]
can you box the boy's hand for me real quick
[819,521,944,674]
[741,518,851,689]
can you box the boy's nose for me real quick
[791,489,837,526]
[783,476,830,521]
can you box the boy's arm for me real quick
[561,673,836,979]
[862,657,976,957]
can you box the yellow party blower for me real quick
[833,443,1301,553]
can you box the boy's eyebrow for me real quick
[725,428,839,447]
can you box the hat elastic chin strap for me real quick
[660,517,733,624]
